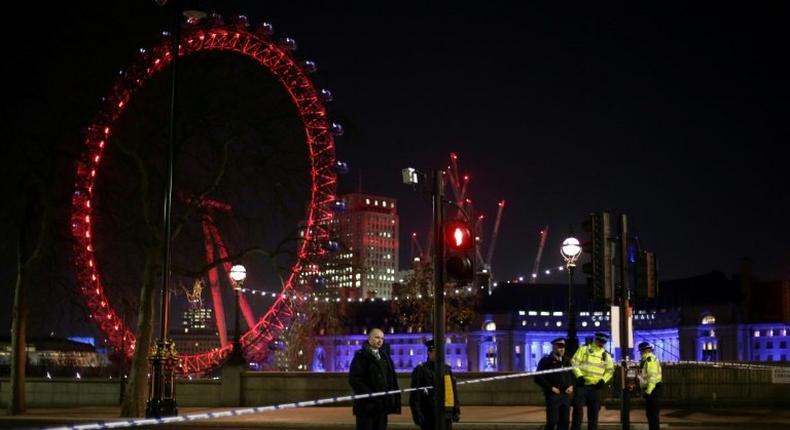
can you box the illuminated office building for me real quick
[319,193,399,299]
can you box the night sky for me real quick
[246,2,790,281]
[2,1,789,336]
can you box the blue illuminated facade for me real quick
[313,309,681,373]
[310,273,789,372]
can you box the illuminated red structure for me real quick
[71,18,337,375]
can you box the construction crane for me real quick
[410,232,426,262]
[484,200,506,272]
[412,153,506,286]
[528,226,549,284]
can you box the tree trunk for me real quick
[8,261,29,415]
[120,253,159,417]
[8,186,48,415]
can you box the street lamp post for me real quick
[229,264,247,365]
[561,237,582,355]
[145,1,183,418]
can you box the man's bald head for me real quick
[368,328,384,349]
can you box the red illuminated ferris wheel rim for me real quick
[70,21,336,375]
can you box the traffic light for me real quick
[444,220,475,282]
[581,211,613,303]
[636,251,659,299]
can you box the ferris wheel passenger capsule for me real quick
[256,22,274,36]
[300,60,318,73]
[206,13,224,27]
[330,122,344,136]
[334,160,349,175]
[279,37,298,52]
[331,200,347,213]
[320,89,334,102]
[323,240,340,253]
[230,15,249,28]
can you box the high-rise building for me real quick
[182,307,214,330]
[320,193,399,299]
[169,307,221,355]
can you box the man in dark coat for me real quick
[409,339,461,430]
[349,328,401,430]
[535,337,575,430]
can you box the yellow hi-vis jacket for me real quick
[571,344,614,385]
[638,351,662,395]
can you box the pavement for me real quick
[2,405,790,430]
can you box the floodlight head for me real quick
[402,167,419,185]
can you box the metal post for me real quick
[567,265,578,356]
[432,170,446,430]
[146,0,180,418]
[618,214,630,430]
[231,287,243,364]
[119,313,126,405]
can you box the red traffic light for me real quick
[445,221,473,251]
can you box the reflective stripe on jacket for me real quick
[639,352,662,395]
[571,344,614,384]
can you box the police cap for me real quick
[638,341,653,352]
[551,337,566,346]
[594,332,609,342]
[424,339,435,352]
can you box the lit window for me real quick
[701,315,716,325]
[484,321,496,331]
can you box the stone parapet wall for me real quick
[1,366,788,408]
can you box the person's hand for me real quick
[595,380,605,390]
[551,387,561,394]
[565,385,574,394]
[452,412,460,423]
[576,377,586,386]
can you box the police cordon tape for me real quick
[664,360,775,370]
[33,366,573,430]
[30,360,779,430]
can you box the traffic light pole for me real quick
[618,214,630,430]
[432,170,446,430]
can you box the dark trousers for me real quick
[571,385,601,430]
[544,393,570,430]
[645,383,663,430]
[356,413,387,430]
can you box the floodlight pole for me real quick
[432,170,446,430]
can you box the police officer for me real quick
[637,342,663,430]
[570,332,614,430]
[409,339,460,430]
[535,337,575,430]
